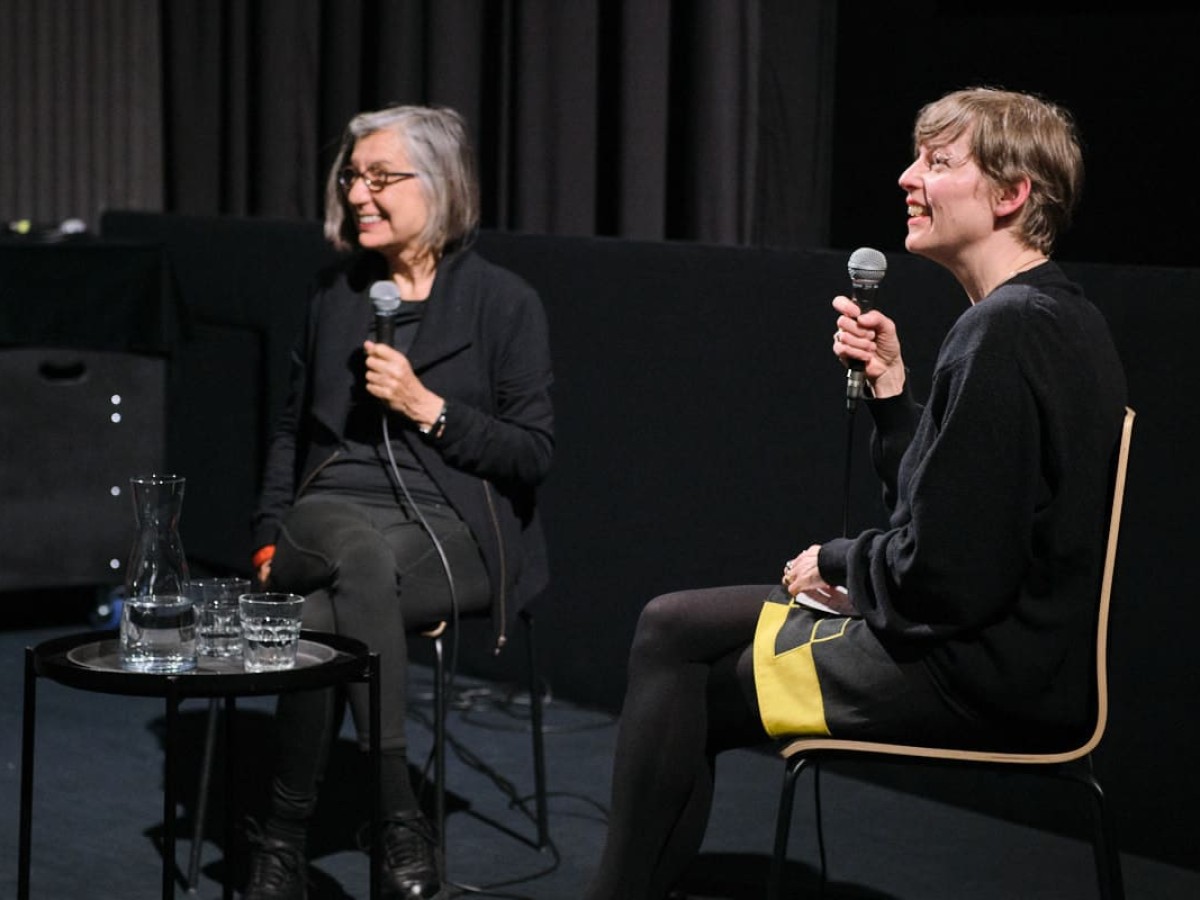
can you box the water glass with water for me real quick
[187,577,251,658]
[239,593,305,672]
[119,593,198,673]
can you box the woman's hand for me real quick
[831,296,906,399]
[363,341,446,430]
[781,545,856,615]
[782,544,829,597]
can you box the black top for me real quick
[312,299,443,505]
[819,262,1128,730]
[252,248,555,645]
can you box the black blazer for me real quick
[253,248,555,645]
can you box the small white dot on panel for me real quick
[110,486,121,496]
[111,394,122,405]
[109,559,121,570]
[111,412,122,424]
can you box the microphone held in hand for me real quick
[845,247,888,412]
[370,280,402,346]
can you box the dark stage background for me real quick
[3,210,1182,877]
[827,6,1200,271]
[4,4,1198,268]
[3,0,1199,889]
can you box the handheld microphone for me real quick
[370,280,402,346]
[845,247,887,411]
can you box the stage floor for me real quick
[3,620,1196,899]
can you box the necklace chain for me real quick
[1005,254,1047,281]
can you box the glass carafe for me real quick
[119,474,196,672]
[125,474,190,596]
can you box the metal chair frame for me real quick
[768,407,1135,900]
[423,607,550,851]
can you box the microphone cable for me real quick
[381,410,576,896]
[379,412,464,805]
[369,299,566,889]
[842,395,859,538]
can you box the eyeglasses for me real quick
[336,167,419,193]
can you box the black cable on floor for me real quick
[404,683,618,897]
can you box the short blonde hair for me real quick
[914,87,1083,254]
[324,105,479,256]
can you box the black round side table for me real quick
[17,629,380,900]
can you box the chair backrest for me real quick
[1079,405,1136,757]
[779,405,1136,765]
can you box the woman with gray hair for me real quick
[246,105,555,899]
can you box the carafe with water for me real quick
[119,474,197,673]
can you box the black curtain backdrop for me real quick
[159,0,837,249]
[0,0,165,227]
[4,2,1197,267]
[827,6,1200,270]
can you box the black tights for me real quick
[584,585,773,900]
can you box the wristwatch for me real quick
[419,403,447,439]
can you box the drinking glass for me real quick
[187,577,251,658]
[239,593,305,672]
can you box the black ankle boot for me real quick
[243,829,307,900]
[379,811,441,899]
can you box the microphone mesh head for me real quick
[848,247,887,286]
[369,280,402,314]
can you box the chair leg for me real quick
[431,632,447,848]
[520,610,550,849]
[1066,762,1125,900]
[814,759,828,898]
[770,754,826,900]
[1092,791,1126,900]
[18,647,37,900]
[368,653,383,900]
[772,754,1124,900]
[769,754,806,900]
[1050,758,1124,900]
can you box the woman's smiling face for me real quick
[344,129,430,262]
[898,129,999,266]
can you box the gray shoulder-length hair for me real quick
[324,105,480,256]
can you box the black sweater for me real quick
[819,262,1127,734]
